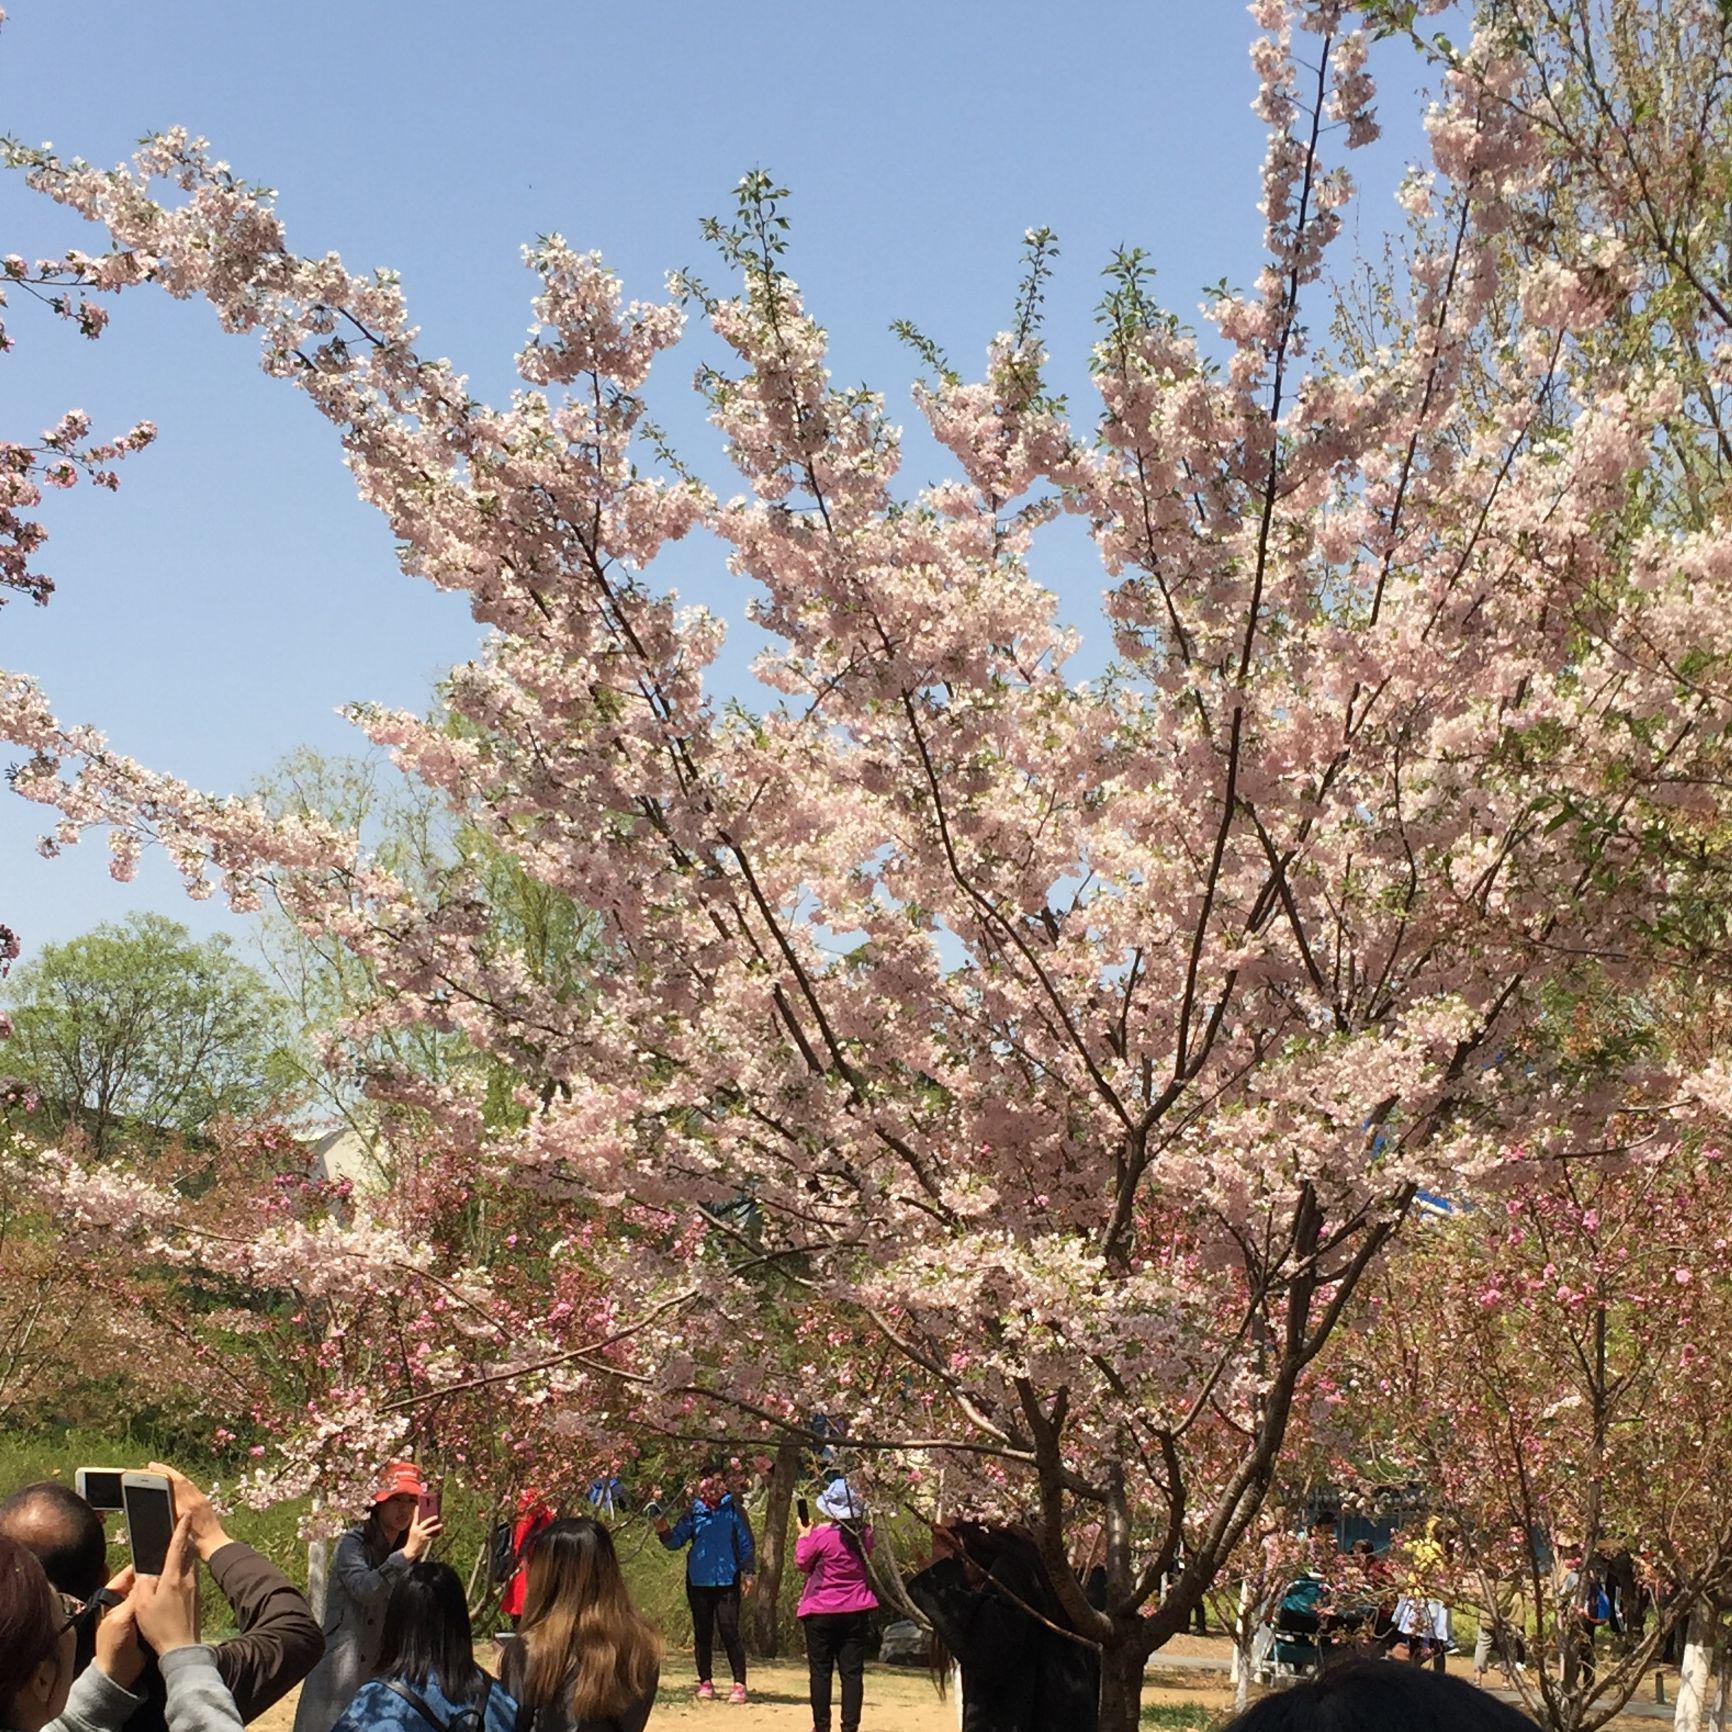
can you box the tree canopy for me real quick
[1,911,295,1151]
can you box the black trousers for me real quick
[688,1580,746,1684]
[804,1610,871,1732]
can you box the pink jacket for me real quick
[796,1523,880,1617]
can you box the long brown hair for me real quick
[518,1518,661,1723]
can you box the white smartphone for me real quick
[121,1472,176,1575]
[75,1468,128,1512]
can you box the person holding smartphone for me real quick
[291,1464,441,1732]
[796,1479,878,1732]
[1,1514,245,1732]
[0,1462,323,1728]
[654,1474,754,1704]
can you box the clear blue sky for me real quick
[0,1,1441,962]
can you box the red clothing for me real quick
[796,1524,879,1617]
[500,1501,554,1618]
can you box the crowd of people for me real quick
[1257,1523,1677,1695]
[0,1455,1577,1732]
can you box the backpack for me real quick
[488,1521,519,1584]
[383,1679,497,1732]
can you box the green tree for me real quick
[2,913,296,1153]
[253,744,603,1146]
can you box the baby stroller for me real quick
[1257,1575,1328,1679]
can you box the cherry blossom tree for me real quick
[0,9,157,986]
[0,1112,626,1541]
[9,1,1732,1722]
[1340,1147,1732,1732]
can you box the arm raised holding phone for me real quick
[44,1518,246,1732]
[122,1463,324,1729]
[133,1514,244,1732]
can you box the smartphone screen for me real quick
[122,1477,176,1575]
[797,1497,811,1525]
[76,1469,127,1512]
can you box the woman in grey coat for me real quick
[291,1464,441,1732]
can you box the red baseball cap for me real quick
[372,1461,427,1505]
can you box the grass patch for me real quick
[0,1426,791,1646]
[1142,1706,1218,1730]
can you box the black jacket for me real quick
[907,1555,1099,1732]
[124,1541,324,1732]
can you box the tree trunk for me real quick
[742,1440,799,1658]
[1676,1605,1719,1732]
[1231,1579,1255,1713]
[307,1535,329,1625]
[1098,1634,1146,1732]
[1711,1630,1729,1732]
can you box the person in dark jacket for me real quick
[292,1463,440,1732]
[0,1464,323,1731]
[654,1475,754,1704]
[906,1522,1099,1732]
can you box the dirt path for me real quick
[248,1634,1672,1731]
[251,1656,979,1732]
[251,1652,1232,1732]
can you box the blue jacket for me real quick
[331,1676,519,1732]
[661,1494,755,1587]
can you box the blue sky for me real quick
[0,1,1440,962]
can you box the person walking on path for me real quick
[796,1480,878,1732]
[498,1518,660,1732]
[655,1475,754,1705]
[292,1464,441,1732]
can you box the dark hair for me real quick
[0,1533,61,1723]
[1219,1657,1537,1732]
[358,1503,404,1566]
[0,1483,108,1602]
[376,1562,486,1706]
[925,1521,1086,1699]
[952,1522,1073,1628]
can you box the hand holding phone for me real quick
[90,1566,143,1688]
[796,1497,811,1529]
[130,1515,201,1657]
[147,1462,230,1562]
[403,1504,444,1561]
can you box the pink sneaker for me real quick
[696,1681,715,1701]
[728,1684,748,1705]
